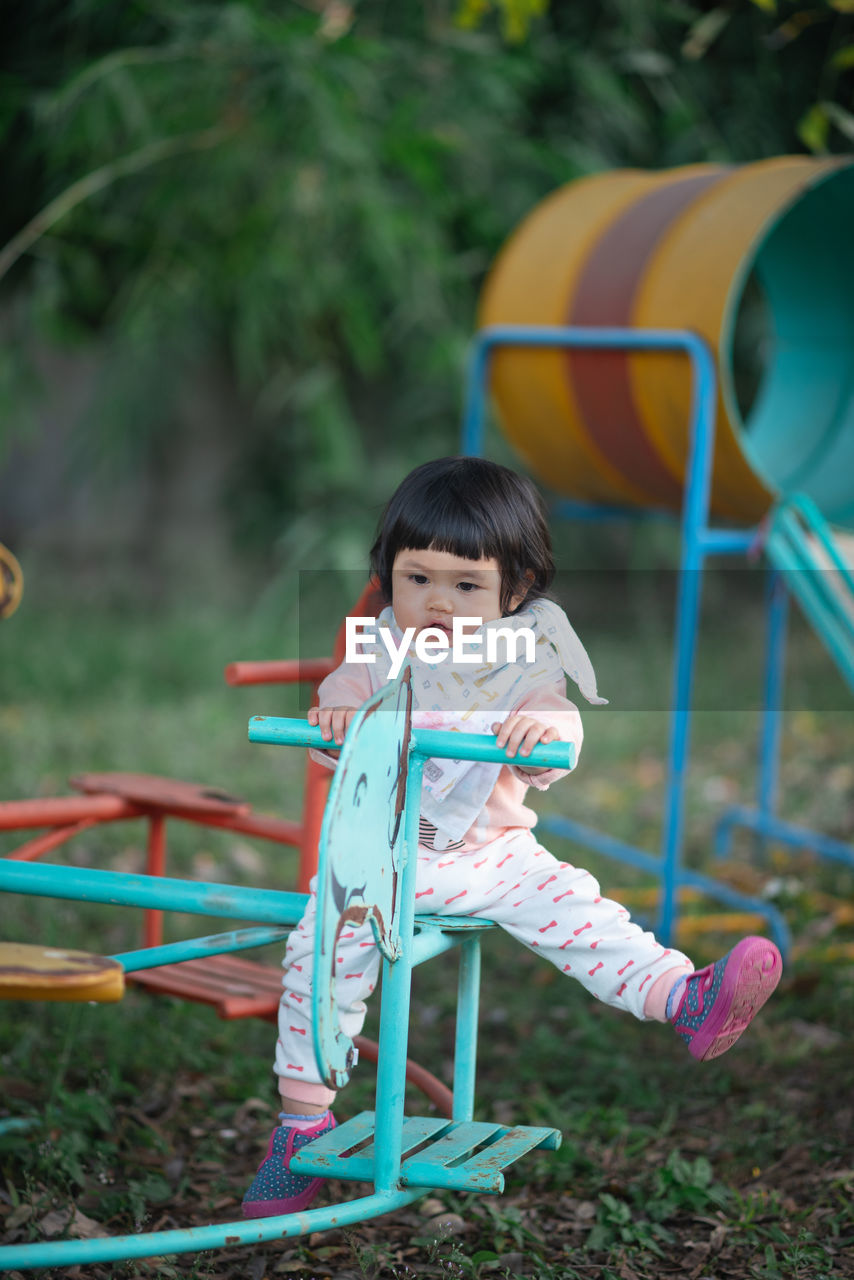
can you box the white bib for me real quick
[374,600,606,847]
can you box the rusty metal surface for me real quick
[0,941,125,1003]
[69,772,250,817]
[128,952,284,1018]
[0,793,137,830]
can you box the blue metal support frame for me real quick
[760,571,788,827]
[372,749,422,1194]
[0,855,430,1270]
[0,1188,427,1270]
[764,493,854,694]
[451,934,482,1123]
[0,859,308,935]
[461,323,793,955]
[714,563,854,872]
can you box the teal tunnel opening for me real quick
[724,163,854,528]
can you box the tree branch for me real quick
[0,125,229,286]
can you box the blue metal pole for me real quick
[411,921,493,967]
[459,324,721,946]
[452,935,482,1123]
[658,333,718,943]
[113,925,292,972]
[715,806,854,873]
[0,859,307,926]
[759,570,788,829]
[412,728,574,770]
[471,323,711,355]
[460,330,492,456]
[460,323,725,463]
[249,718,339,749]
[372,753,424,1193]
[698,528,757,556]
[0,1189,424,1271]
[251,720,574,772]
[551,497,675,524]
[539,814,666,878]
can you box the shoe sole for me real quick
[242,1176,324,1218]
[689,937,782,1061]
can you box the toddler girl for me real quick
[242,456,782,1218]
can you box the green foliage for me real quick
[1,1,852,567]
[2,2,555,560]
[583,1151,730,1255]
[651,1148,731,1214]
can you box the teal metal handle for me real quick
[412,727,574,770]
[249,716,333,749]
[248,716,575,771]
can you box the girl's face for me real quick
[391,547,525,637]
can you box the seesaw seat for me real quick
[0,941,124,1003]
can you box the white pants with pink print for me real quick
[274,828,693,1099]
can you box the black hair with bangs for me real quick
[369,457,554,615]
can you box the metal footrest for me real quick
[291,1111,561,1194]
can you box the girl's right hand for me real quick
[307,704,357,747]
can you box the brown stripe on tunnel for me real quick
[567,170,730,508]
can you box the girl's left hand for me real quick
[492,716,559,765]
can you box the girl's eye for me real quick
[409,574,428,585]
[458,582,480,592]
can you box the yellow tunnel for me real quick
[479,157,854,528]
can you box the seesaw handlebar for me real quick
[248,716,575,771]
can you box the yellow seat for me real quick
[0,942,124,1003]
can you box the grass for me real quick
[1,573,853,1277]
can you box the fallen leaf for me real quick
[421,1212,470,1236]
[38,1207,106,1239]
[419,1197,446,1216]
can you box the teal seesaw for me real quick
[0,664,573,1271]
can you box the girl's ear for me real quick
[508,569,536,614]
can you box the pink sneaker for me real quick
[671,937,782,1061]
[242,1112,336,1218]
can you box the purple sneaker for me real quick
[671,936,782,1061]
[242,1112,336,1218]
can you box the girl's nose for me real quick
[427,585,453,614]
